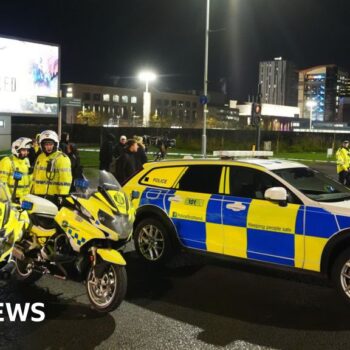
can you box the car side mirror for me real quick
[131,190,140,200]
[264,187,287,206]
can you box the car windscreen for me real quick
[273,167,350,202]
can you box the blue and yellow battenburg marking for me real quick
[139,185,349,273]
[67,228,86,246]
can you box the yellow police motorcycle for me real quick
[1,171,137,313]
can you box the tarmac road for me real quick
[0,249,348,350]
[0,160,346,350]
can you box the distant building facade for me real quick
[61,83,203,127]
[298,65,350,123]
[259,57,298,106]
[237,102,300,131]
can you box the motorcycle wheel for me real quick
[13,258,42,284]
[86,264,127,313]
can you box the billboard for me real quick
[0,36,59,115]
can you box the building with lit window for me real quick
[259,57,298,106]
[298,65,350,123]
[61,83,203,127]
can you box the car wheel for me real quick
[331,247,350,303]
[134,218,173,265]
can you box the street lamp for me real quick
[138,71,156,127]
[306,100,317,130]
[202,0,210,158]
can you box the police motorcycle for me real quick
[1,170,138,313]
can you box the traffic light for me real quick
[251,102,262,126]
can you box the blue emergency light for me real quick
[75,178,89,189]
[21,201,33,211]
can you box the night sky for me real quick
[0,0,349,101]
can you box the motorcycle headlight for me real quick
[79,205,93,220]
[98,210,114,225]
[97,210,132,239]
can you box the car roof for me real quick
[143,158,307,171]
[236,158,308,170]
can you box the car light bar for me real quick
[213,150,273,158]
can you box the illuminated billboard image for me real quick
[0,36,59,115]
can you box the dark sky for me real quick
[1,0,350,101]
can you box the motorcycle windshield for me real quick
[74,170,122,195]
[73,171,133,239]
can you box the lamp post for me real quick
[202,0,210,158]
[306,100,317,130]
[138,71,156,127]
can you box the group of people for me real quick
[0,130,82,204]
[99,134,148,184]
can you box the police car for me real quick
[123,152,350,302]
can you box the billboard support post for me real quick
[58,89,62,139]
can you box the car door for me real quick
[223,165,304,267]
[167,164,225,253]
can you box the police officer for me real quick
[0,137,32,201]
[31,130,72,198]
[336,140,350,186]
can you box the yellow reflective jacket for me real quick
[0,155,31,200]
[336,147,350,173]
[31,151,72,196]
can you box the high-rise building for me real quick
[298,65,350,122]
[258,57,298,106]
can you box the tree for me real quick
[76,110,109,126]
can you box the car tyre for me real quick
[134,218,173,265]
[331,247,350,303]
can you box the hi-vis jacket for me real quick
[0,155,31,199]
[31,151,72,196]
[336,147,350,173]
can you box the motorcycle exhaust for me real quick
[12,246,25,261]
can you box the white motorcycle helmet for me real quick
[39,130,59,153]
[11,137,33,159]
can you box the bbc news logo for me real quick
[0,303,45,322]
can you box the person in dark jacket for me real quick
[134,136,148,170]
[60,132,69,154]
[99,133,115,170]
[60,132,83,191]
[114,135,127,159]
[115,139,138,184]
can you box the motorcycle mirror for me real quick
[131,190,140,200]
[13,171,23,181]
